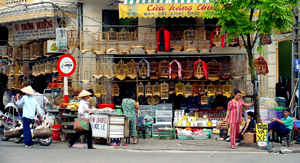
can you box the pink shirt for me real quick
[227,99,245,123]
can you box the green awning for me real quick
[124,0,212,4]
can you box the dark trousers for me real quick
[23,117,33,146]
[268,121,290,136]
[69,123,93,148]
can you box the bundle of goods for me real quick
[191,129,208,139]
[91,107,114,113]
[33,126,52,138]
[4,127,23,138]
[176,128,193,139]
[67,102,80,110]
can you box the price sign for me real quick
[256,123,269,148]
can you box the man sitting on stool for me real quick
[268,109,293,137]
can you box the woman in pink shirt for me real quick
[224,89,254,149]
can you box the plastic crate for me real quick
[158,128,176,139]
[152,124,172,137]
[178,136,190,140]
[192,136,208,140]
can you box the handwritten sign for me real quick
[256,123,268,147]
[90,114,108,138]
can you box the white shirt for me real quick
[78,99,90,118]
[34,92,50,108]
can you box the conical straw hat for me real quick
[78,90,92,98]
[20,86,35,95]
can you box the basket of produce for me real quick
[4,128,23,138]
[33,128,52,138]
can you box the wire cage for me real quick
[161,82,169,100]
[52,59,58,73]
[137,82,145,97]
[170,30,184,51]
[212,27,222,47]
[67,27,80,50]
[207,83,216,97]
[115,60,127,81]
[105,28,117,53]
[12,46,22,60]
[221,59,231,79]
[22,44,30,60]
[7,46,13,59]
[93,83,102,98]
[127,59,137,79]
[201,95,209,105]
[92,29,106,54]
[138,58,149,78]
[1,45,8,59]
[230,79,246,97]
[192,82,200,97]
[103,60,115,79]
[215,83,223,96]
[184,82,192,97]
[169,81,175,95]
[117,28,131,55]
[159,60,169,78]
[112,83,120,97]
[184,28,197,52]
[144,29,157,54]
[197,30,211,52]
[92,60,103,79]
[207,59,221,81]
[181,59,194,80]
[80,28,93,53]
[145,82,153,97]
[30,42,43,60]
[231,55,245,79]
[223,82,232,98]
[130,28,145,50]
[150,60,159,80]
[153,82,161,97]
[175,81,184,96]
[199,83,206,95]
[81,58,91,83]
[254,57,268,75]
[45,61,52,74]
[194,60,204,79]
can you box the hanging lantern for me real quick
[130,28,144,50]
[12,46,21,60]
[184,82,192,97]
[137,82,144,97]
[169,59,182,79]
[197,30,211,52]
[181,59,194,80]
[105,28,117,53]
[152,82,161,97]
[92,60,103,79]
[103,60,115,79]
[215,84,223,95]
[80,28,93,53]
[81,58,91,83]
[260,34,272,45]
[1,45,8,59]
[117,28,131,55]
[30,42,43,60]
[230,79,246,97]
[112,83,120,97]
[192,82,200,97]
[210,27,222,48]
[127,59,137,79]
[159,60,169,78]
[52,59,58,73]
[207,83,216,97]
[45,61,52,74]
[170,30,184,51]
[137,58,149,78]
[194,59,208,80]
[221,59,231,79]
[231,55,245,79]
[92,29,106,54]
[144,29,157,54]
[93,83,102,98]
[157,27,170,52]
[145,82,153,97]
[67,27,80,50]
[22,44,30,60]
[72,84,83,93]
[223,82,233,98]
[169,81,175,95]
[184,28,197,52]
[254,56,269,75]
[201,95,209,105]
[175,81,184,96]
[207,59,221,81]
[115,60,127,81]
[150,60,159,80]
[161,82,169,100]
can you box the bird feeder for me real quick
[30,42,43,60]
[137,82,144,97]
[80,28,93,53]
[194,59,207,80]
[115,60,127,81]
[45,61,52,74]
[93,61,103,79]
[81,59,91,83]
[144,29,157,54]
[152,82,161,97]
[169,81,175,95]
[72,84,83,94]
[197,30,211,52]
[22,44,30,60]
[175,81,184,96]
[169,59,182,79]
[7,46,13,59]
[192,82,200,97]
[161,82,169,100]
[223,82,232,98]
[105,28,117,53]
[231,55,245,79]
[184,82,192,97]
[117,28,131,55]
[207,59,221,81]
[170,30,184,51]
[1,45,8,59]
[103,60,115,79]
[52,59,58,73]
[215,84,223,95]
[127,59,137,79]
[207,83,216,97]
[93,83,102,98]
[150,60,159,80]
[159,60,169,78]
[130,28,144,50]
[92,29,106,54]
[137,58,149,78]
[67,27,79,50]
[199,83,206,95]
[211,27,222,48]
[184,28,197,52]
[145,82,153,97]
[112,83,120,97]
[254,56,269,75]
[181,59,194,80]
[221,59,231,79]
[12,46,21,60]
[201,95,209,105]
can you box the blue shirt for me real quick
[16,95,44,119]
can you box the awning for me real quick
[124,0,212,4]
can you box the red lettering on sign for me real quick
[36,19,53,29]
[169,5,193,12]
[197,4,214,11]
[147,5,166,11]
[21,22,34,31]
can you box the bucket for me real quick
[51,124,61,140]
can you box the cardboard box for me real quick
[243,133,256,143]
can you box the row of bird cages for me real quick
[7,76,23,90]
[3,62,31,76]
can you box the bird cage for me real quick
[169,59,182,79]
[43,41,52,57]
[231,55,245,79]
[199,83,206,95]
[92,29,106,54]
[197,30,211,52]
[161,82,169,100]
[115,60,127,81]
[150,60,159,80]
[32,63,38,77]
[40,62,46,75]
[2,64,8,75]
[12,46,21,60]
[223,82,233,98]
[184,82,192,97]
[144,29,157,54]
[145,82,153,97]
[13,62,21,76]
[181,59,194,80]
[117,28,131,55]
[260,34,272,45]
[254,56,268,75]
[137,82,144,97]
[207,83,216,97]
[152,82,161,97]
[215,84,223,95]
[194,59,205,79]
[211,27,222,47]
[170,30,184,51]
[192,82,200,97]
[137,58,149,78]
[45,61,52,74]
[105,28,117,53]
[81,59,91,83]
[221,59,231,79]
[246,82,254,96]
[207,59,221,81]
[230,79,246,97]
[1,45,8,59]
[158,60,169,78]
[201,95,209,105]
[127,59,137,79]
[52,59,58,73]
[93,83,102,98]
[184,28,197,52]
[72,84,83,94]
[80,28,93,53]
[30,42,43,60]
[112,83,120,97]
[67,27,79,50]
[22,62,30,76]
[7,46,13,59]
[7,76,14,89]
[7,65,14,76]
[264,97,278,109]
[169,81,175,94]
[92,61,103,79]
[22,44,30,60]
[175,81,184,96]
[14,76,22,90]
[103,60,115,79]
[130,28,144,50]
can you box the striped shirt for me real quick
[227,99,245,123]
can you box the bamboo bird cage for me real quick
[93,83,102,98]
[131,28,145,50]
[184,28,197,52]
[161,82,169,100]
[192,82,200,97]
[112,83,120,97]
[127,59,137,79]
[137,82,144,97]
[207,83,216,97]
[170,30,184,51]
[150,60,159,80]
[221,59,231,79]
[169,81,175,94]
[223,82,232,98]
[92,29,106,54]
[231,55,245,79]
[197,30,211,52]
[153,82,161,97]
[207,59,221,81]
[175,81,184,96]
[67,27,79,50]
[159,60,169,78]
[181,59,194,80]
[80,28,93,53]
[144,29,157,54]
[184,82,192,97]
[117,28,131,55]
[115,60,127,81]
[105,28,117,53]
[145,82,153,97]
[22,44,30,60]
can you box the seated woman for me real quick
[240,112,256,137]
[268,109,293,136]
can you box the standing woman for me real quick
[68,90,94,149]
[122,90,139,144]
[224,89,254,149]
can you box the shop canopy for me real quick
[119,0,214,19]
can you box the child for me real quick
[240,112,255,136]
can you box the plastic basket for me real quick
[192,136,208,140]
[178,136,190,140]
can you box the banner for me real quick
[12,18,58,41]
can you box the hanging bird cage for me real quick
[14,76,22,90]
[2,64,8,75]
[184,28,197,52]
[130,28,144,50]
[80,28,93,53]
[207,59,221,81]
[161,82,169,100]
[67,27,79,50]
[199,83,206,95]
[230,79,246,97]
[7,46,13,59]
[231,55,245,79]
[158,60,169,78]
[117,28,131,55]
[40,62,46,75]
[115,60,127,81]
[32,63,38,77]
[22,62,30,76]
[145,82,153,97]
[7,65,13,76]
[175,81,184,96]
[52,59,58,73]
[137,58,149,79]
[181,59,194,80]
[103,60,115,79]
[221,59,231,79]
[137,82,144,97]
[207,83,216,97]
[254,56,268,75]
[215,84,223,95]
[197,30,211,52]
[93,61,103,79]
[43,41,52,57]
[169,81,175,95]
[150,60,159,80]
[1,45,8,59]
[184,82,192,97]
[194,60,204,79]
[212,27,222,47]
[192,82,200,97]
[93,83,102,98]
[92,29,106,54]
[127,59,137,79]
[30,42,43,60]
[7,76,14,89]
[170,60,182,79]
[170,30,184,51]
[105,28,117,53]
[144,29,157,54]
[45,61,52,74]
[81,59,91,83]
[13,62,21,76]
[223,82,233,98]
[260,34,272,45]
[72,84,83,94]
[201,95,209,105]
[22,44,30,60]
[246,82,254,96]
[112,83,120,97]
[12,46,21,60]
[152,82,161,97]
